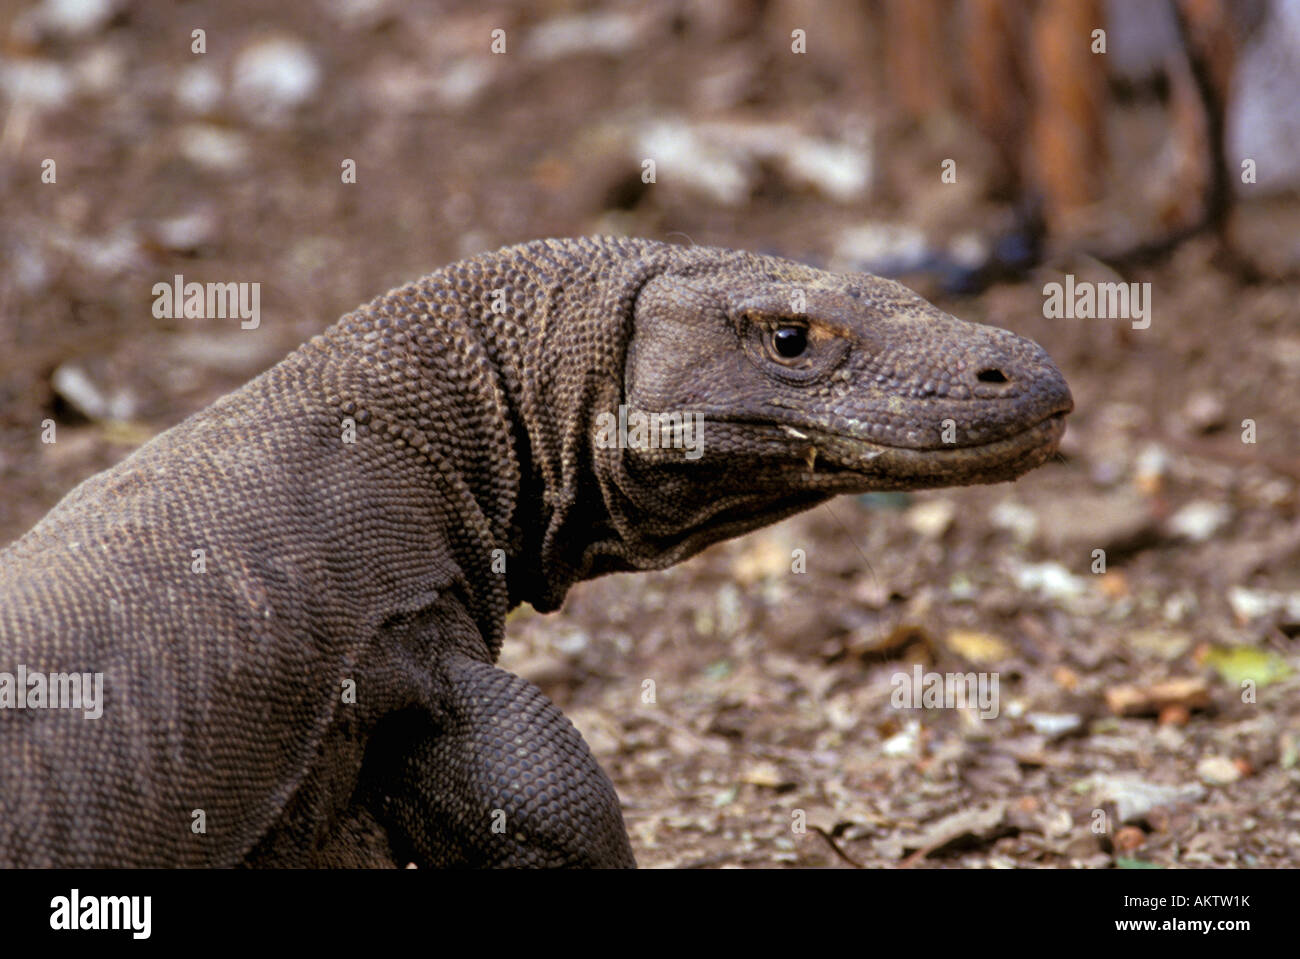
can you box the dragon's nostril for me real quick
[977,368,1008,384]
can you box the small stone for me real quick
[1167,500,1231,542]
[731,534,791,584]
[526,11,643,61]
[17,0,118,40]
[1158,704,1190,726]
[175,64,224,114]
[73,45,125,96]
[1226,586,1300,623]
[1053,666,1079,691]
[1197,756,1241,786]
[1025,712,1082,738]
[1113,825,1147,852]
[906,498,956,538]
[1133,443,1169,494]
[231,37,321,123]
[1125,628,1193,661]
[740,762,791,788]
[881,721,919,757]
[1015,562,1088,600]
[150,208,218,253]
[832,223,929,274]
[51,364,136,422]
[1098,571,1129,598]
[177,124,250,173]
[946,629,1012,664]
[551,627,589,655]
[1092,774,1205,823]
[0,59,74,110]
[1182,391,1227,433]
[990,499,1038,543]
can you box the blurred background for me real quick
[1,0,1298,867]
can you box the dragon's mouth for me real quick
[795,407,1069,490]
[617,400,1071,492]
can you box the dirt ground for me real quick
[1,0,1298,868]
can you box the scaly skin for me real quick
[0,238,1070,867]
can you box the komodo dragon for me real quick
[0,237,1072,867]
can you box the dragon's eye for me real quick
[772,325,808,359]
